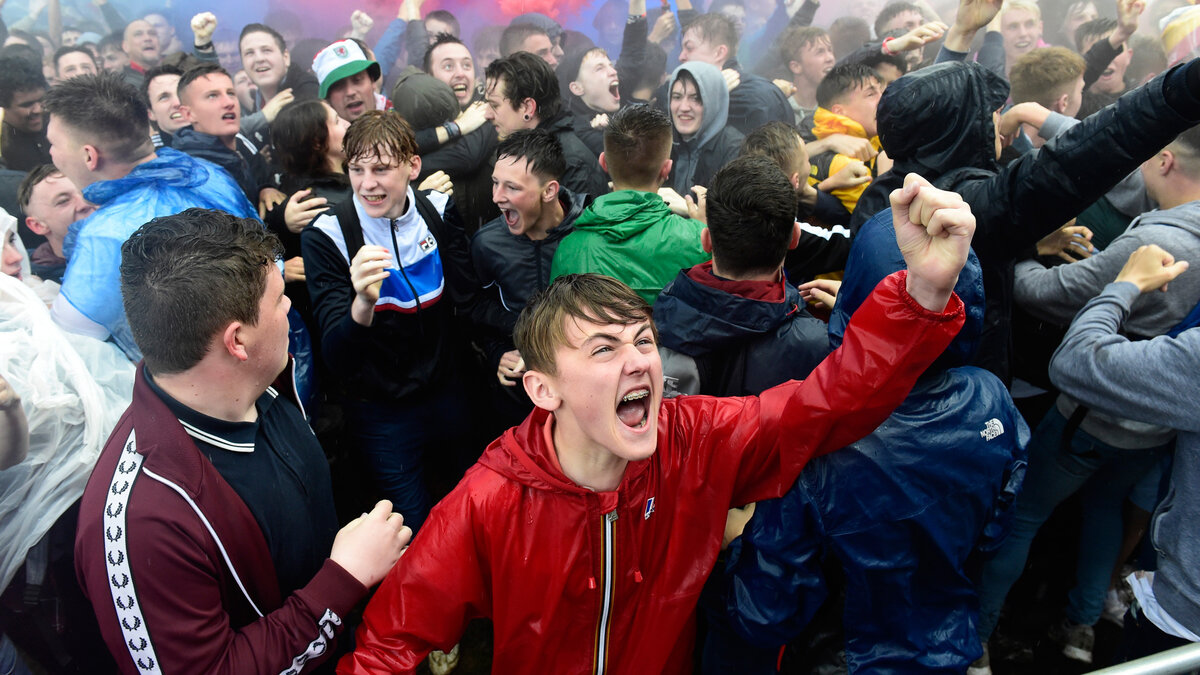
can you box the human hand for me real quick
[191,12,217,45]
[330,500,412,588]
[398,0,423,21]
[261,88,295,123]
[419,170,453,195]
[1036,222,1094,263]
[649,11,678,44]
[455,101,489,135]
[891,173,976,312]
[1116,244,1188,293]
[590,113,610,129]
[283,256,305,283]
[1113,0,1144,44]
[350,9,374,39]
[721,68,741,92]
[819,160,871,192]
[350,245,392,307]
[798,278,841,310]
[685,185,707,224]
[891,21,949,52]
[0,373,19,411]
[722,503,756,550]
[817,133,877,161]
[284,188,329,233]
[773,78,796,97]
[496,349,526,387]
[258,187,287,220]
[658,187,688,216]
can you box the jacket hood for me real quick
[1134,200,1200,238]
[655,267,802,356]
[171,127,232,158]
[668,61,729,152]
[877,62,1008,181]
[829,208,984,371]
[572,190,671,241]
[82,147,215,205]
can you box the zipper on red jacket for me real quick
[592,509,617,674]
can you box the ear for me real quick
[658,158,673,183]
[829,102,845,117]
[1159,150,1176,176]
[788,171,801,190]
[24,217,48,236]
[179,103,195,124]
[700,227,713,254]
[521,97,537,119]
[788,221,801,250]
[82,144,101,172]
[541,179,560,203]
[221,321,250,362]
[598,151,609,174]
[282,49,291,69]
[788,59,803,76]
[408,154,422,181]
[568,80,584,97]
[1052,92,1069,114]
[714,44,729,63]
[523,369,562,412]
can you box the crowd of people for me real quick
[1,0,1200,672]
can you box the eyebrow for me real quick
[583,323,651,344]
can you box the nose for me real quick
[2,242,22,267]
[492,184,503,204]
[484,106,495,120]
[622,342,651,375]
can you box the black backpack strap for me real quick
[331,197,365,260]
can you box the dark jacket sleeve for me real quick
[976,31,1005,77]
[960,60,1200,267]
[1082,38,1123,91]
[617,14,648,103]
[419,125,497,179]
[99,2,125,33]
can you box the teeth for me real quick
[621,390,649,403]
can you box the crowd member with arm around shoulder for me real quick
[338,172,975,675]
[75,209,410,675]
[1048,244,1200,658]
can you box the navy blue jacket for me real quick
[721,212,1028,673]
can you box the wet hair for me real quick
[425,10,461,37]
[0,43,42,70]
[239,23,287,53]
[815,62,882,109]
[777,26,830,66]
[53,45,97,75]
[1074,17,1116,52]
[1009,47,1085,107]
[17,164,61,212]
[684,13,739,59]
[485,51,561,121]
[740,121,804,177]
[0,56,47,107]
[497,128,566,183]
[141,62,184,109]
[829,16,871,61]
[423,33,470,73]
[874,1,923,38]
[706,155,797,277]
[514,273,655,376]
[43,71,152,164]
[120,208,283,375]
[602,104,673,187]
[272,99,336,177]
[343,109,418,165]
[499,23,549,58]
[177,62,231,103]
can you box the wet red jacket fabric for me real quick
[338,271,964,675]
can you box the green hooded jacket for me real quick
[549,190,710,304]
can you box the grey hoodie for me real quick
[667,61,728,193]
[1015,199,1200,448]
[1050,281,1200,634]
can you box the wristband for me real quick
[443,121,461,139]
[880,37,896,56]
[195,41,214,51]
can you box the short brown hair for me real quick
[740,121,804,178]
[684,13,739,59]
[120,208,282,375]
[778,26,830,65]
[514,274,656,376]
[1009,47,1085,107]
[343,109,419,165]
[602,104,672,187]
[17,164,61,212]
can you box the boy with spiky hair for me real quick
[341,173,977,674]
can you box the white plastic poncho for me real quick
[0,271,134,592]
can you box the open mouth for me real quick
[502,208,519,228]
[616,388,650,429]
[222,112,236,121]
[361,194,386,206]
[1102,68,1114,78]
[169,112,182,120]
[608,81,620,99]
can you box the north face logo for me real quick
[980,418,1004,441]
